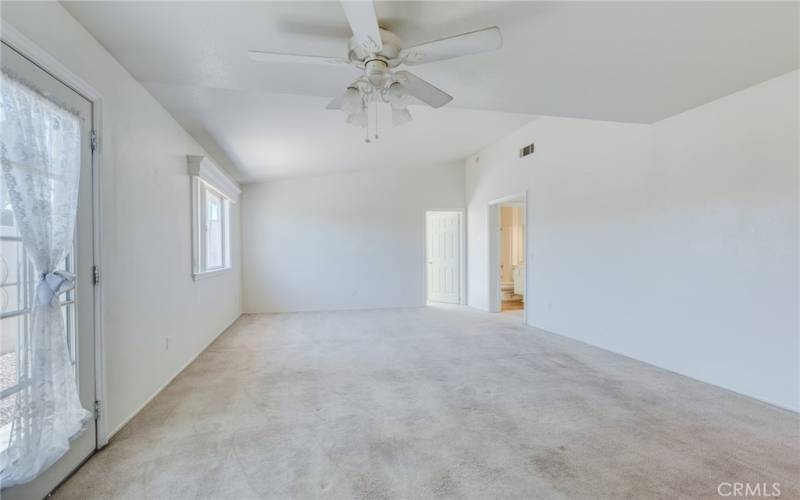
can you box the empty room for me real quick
[0,1,798,499]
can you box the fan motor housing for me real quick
[348,28,402,67]
[364,59,389,87]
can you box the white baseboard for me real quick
[101,314,242,444]
[241,304,427,314]
[524,320,799,415]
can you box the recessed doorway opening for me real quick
[499,204,525,313]
[488,193,527,322]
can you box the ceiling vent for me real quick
[519,143,535,158]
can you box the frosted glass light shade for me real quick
[392,107,412,126]
[342,87,363,115]
[346,111,367,128]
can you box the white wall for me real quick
[243,163,464,312]
[466,70,799,411]
[2,2,242,437]
[650,71,798,411]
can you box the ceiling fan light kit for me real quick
[342,86,363,115]
[248,0,503,141]
[392,107,412,127]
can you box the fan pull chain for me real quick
[374,100,379,141]
[364,99,371,143]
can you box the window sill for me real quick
[192,267,231,281]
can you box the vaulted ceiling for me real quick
[64,1,799,182]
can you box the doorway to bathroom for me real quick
[500,203,525,313]
[487,193,527,322]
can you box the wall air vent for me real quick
[519,143,535,158]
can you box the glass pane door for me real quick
[1,40,96,500]
[0,211,77,440]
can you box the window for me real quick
[0,202,76,445]
[192,179,231,278]
[199,181,229,273]
[188,155,239,280]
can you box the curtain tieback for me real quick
[36,270,77,306]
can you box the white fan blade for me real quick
[340,1,383,53]
[394,71,452,108]
[248,50,349,65]
[326,93,344,110]
[400,26,502,66]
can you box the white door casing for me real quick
[426,211,462,304]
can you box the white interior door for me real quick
[1,41,96,499]
[426,211,461,304]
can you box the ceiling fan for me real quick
[248,0,502,141]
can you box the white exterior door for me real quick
[1,41,96,500]
[426,211,461,304]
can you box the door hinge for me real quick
[92,265,100,285]
[90,129,98,153]
[94,400,101,420]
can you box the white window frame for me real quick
[187,155,240,280]
[198,180,229,273]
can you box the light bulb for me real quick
[342,87,363,115]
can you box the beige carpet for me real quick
[54,306,798,499]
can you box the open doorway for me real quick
[488,193,526,322]
[500,203,525,313]
[425,210,465,305]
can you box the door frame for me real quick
[424,210,466,305]
[487,192,527,324]
[1,21,109,447]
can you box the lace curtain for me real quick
[0,71,91,487]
